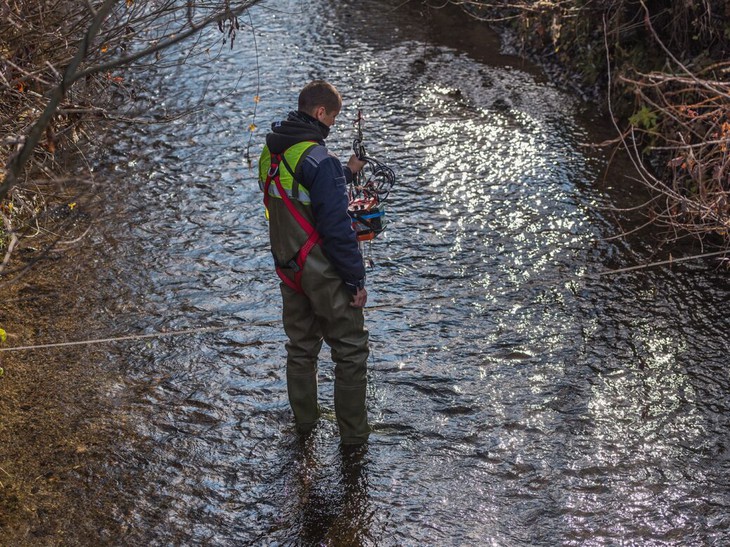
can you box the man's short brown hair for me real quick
[298,80,342,116]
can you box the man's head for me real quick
[298,80,342,128]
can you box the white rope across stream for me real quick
[0,300,410,354]
[595,249,728,276]
[0,321,279,353]
[1,247,725,355]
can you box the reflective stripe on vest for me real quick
[259,141,317,204]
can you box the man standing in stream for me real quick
[258,80,370,445]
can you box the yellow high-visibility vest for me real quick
[258,141,318,205]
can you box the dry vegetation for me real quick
[0,0,260,283]
[1,2,259,539]
[457,0,730,252]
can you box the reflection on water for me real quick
[278,439,372,545]
[55,0,730,544]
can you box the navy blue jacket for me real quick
[265,111,366,290]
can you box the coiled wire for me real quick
[351,137,396,202]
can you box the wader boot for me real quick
[282,290,324,433]
[286,369,320,433]
[334,381,369,444]
[328,298,370,444]
[281,248,371,443]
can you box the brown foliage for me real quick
[0,0,261,280]
[457,0,730,250]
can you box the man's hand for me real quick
[350,287,367,308]
[347,154,366,174]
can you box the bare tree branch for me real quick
[1,0,117,200]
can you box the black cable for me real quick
[358,156,395,202]
[348,113,396,242]
[351,137,395,203]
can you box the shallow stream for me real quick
[13,1,730,544]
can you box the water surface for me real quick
[26,0,730,544]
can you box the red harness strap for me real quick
[263,153,321,294]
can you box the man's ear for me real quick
[314,105,326,122]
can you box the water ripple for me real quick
[75,0,730,544]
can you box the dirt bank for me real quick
[0,242,136,543]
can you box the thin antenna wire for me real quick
[244,9,261,169]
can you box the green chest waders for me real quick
[263,153,321,294]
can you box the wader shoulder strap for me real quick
[263,153,321,294]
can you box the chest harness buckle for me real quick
[263,153,321,294]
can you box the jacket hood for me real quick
[265,111,328,154]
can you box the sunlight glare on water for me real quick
[71,0,730,544]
